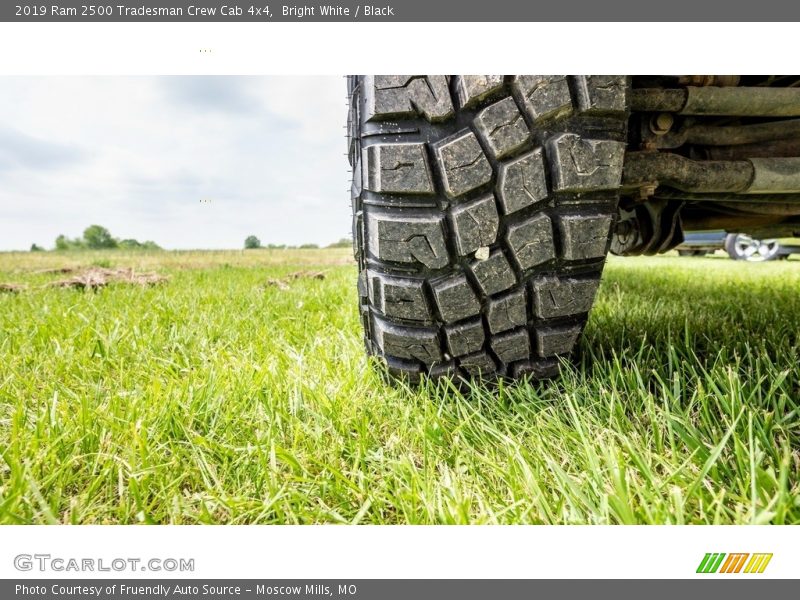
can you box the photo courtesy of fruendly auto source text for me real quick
[0,1,798,596]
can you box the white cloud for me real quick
[0,76,351,250]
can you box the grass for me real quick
[0,248,798,524]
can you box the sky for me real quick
[0,76,350,250]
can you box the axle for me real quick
[623,153,800,195]
[631,87,800,117]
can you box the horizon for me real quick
[0,76,349,251]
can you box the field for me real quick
[0,248,798,524]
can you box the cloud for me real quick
[0,76,349,251]
[159,76,261,115]
[0,127,87,172]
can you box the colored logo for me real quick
[696,553,773,574]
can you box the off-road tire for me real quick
[347,75,629,382]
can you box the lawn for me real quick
[0,249,798,524]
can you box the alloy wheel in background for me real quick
[725,233,781,262]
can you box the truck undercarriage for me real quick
[616,76,800,256]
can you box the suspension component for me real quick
[676,75,740,87]
[749,158,800,193]
[611,200,686,257]
[632,87,800,117]
[623,153,800,194]
[658,119,800,149]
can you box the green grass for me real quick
[0,249,798,524]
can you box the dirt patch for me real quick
[264,278,290,291]
[262,270,326,291]
[0,283,25,293]
[289,270,325,280]
[33,267,76,275]
[50,267,169,290]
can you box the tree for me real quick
[55,234,83,250]
[327,237,352,248]
[117,238,162,250]
[83,225,117,249]
[30,243,44,252]
[244,235,262,249]
[54,227,160,251]
[55,234,69,250]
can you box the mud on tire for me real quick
[347,75,629,382]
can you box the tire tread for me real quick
[349,75,628,381]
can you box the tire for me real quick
[348,76,629,382]
[724,233,781,262]
[677,250,694,257]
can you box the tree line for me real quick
[31,225,161,251]
[30,227,351,251]
[244,235,351,250]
